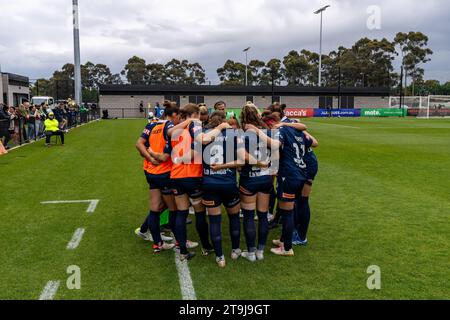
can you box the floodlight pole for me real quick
[73,0,82,105]
[243,47,251,86]
[315,5,330,87]
[399,65,404,111]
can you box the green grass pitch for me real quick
[1,117,449,300]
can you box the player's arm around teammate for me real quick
[135,115,178,253]
[202,111,244,268]
[238,104,279,262]
[169,104,215,261]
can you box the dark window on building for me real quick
[164,95,180,106]
[188,96,205,104]
[272,96,281,103]
[246,96,254,103]
[339,96,355,109]
[319,96,333,109]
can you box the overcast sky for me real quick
[0,0,448,83]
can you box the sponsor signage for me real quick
[361,108,406,117]
[285,108,314,118]
[314,109,361,118]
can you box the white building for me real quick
[0,72,30,106]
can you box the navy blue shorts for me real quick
[145,172,173,195]
[239,177,274,196]
[306,164,319,182]
[172,178,203,199]
[277,177,305,203]
[202,184,240,208]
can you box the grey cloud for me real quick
[0,0,448,83]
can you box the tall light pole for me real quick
[314,5,330,87]
[243,47,251,86]
[73,0,82,105]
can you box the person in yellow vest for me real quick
[44,112,65,147]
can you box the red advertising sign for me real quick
[285,108,314,118]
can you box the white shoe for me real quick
[152,242,175,253]
[187,240,199,249]
[256,250,264,261]
[161,233,173,242]
[135,228,153,242]
[216,256,226,268]
[231,249,242,260]
[241,251,257,262]
[270,247,294,256]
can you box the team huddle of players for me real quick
[135,100,319,268]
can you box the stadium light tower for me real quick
[314,5,330,87]
[73,0,82,105]
[243,47,251,86]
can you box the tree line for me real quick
[31,31,450,102]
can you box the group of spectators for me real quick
[0,99,98,150]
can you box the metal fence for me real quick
[1,110,100,148]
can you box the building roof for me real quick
[1,72,30,86]
[99,84,390,97]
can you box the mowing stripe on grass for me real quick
[39,281,60,300]
[67,228,85,250]
[311,122,361,129]
[41,199,100,213]
[174,251,197,300]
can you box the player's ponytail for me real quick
[241,103,268,129]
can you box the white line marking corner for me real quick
[41,199,100,213]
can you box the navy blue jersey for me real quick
[278,126,310,181]
[141,121,174,154]
[203,128,241,185]
[281,117,298,124]
[163,121,175,154]
[140,122,159,148]
[303,135,318,169]
[240,130,272,181]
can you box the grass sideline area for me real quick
[0,118,449,300]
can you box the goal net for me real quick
[389,96,427,109]
[418,95,450,119]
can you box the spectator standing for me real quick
[8,107,19,145]
[27,105,37,141]
[19,102,30,143]
[0,104,11,148]
[37,105,46,137]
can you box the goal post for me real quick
[418,95,450,119]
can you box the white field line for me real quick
[67,228,85,250]
[174,251,197,300]
[39,281,60,300]
[41,199,100,213]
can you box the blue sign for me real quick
[313,109,361,118]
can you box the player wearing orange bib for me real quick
[168,104,230,261]
[135,105,180,253]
